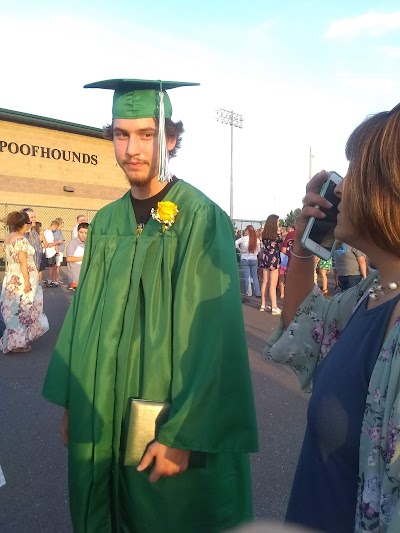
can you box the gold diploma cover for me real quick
[124,399,170,466]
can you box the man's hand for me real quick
[60,409,68,447]
[137,442,190,483]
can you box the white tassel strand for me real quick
[158,91,172,183]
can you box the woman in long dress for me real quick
[0,211,49,353]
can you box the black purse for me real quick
[39,253,47,271]
[46,255,56,267]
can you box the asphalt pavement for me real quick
[0,280,312,532]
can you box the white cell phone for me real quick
[301,171,343,260]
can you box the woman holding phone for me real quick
[265,103,400,532]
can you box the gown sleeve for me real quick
[42,223,95,407]
[156,205,258,453]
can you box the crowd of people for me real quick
[235,220,369,316]
[1,76,400,533]
[235,220,296,315]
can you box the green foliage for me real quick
[282,208,301,228]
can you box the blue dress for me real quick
[286,293,400,533]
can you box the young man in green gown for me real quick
[42,79,258,532]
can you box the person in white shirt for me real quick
[235,225,261,297]
[71,214,88,240]
[66,223,88,291]
[44,221,63,287]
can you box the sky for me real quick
[1,0,400,220]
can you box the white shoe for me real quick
[271,307,282,315]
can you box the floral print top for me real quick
[264,275,400,533]
[259,237,283,270]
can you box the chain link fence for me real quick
[0,202,263,282]
[0,204,262,245]
[232,219,264,232]
[0,203,97,282]
[0,203,97,242]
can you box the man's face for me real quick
[113,118,176,187]
[77,216,87,224]
[28,211,36,225]
[78,228,88,242]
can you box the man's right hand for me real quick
[60,409,68,447]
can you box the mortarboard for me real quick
[84,79,199,182]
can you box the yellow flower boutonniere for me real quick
[151,201,179,232]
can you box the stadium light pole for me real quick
[308,145,314,181]
[216,108,244,219]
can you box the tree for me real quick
[282,208,301,228]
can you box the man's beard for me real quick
[123,159,158,187]
[126,173,156,188]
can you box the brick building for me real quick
[0,108,127,210]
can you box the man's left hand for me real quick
[137,442,190,483]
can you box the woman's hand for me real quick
[293,170,333,249]
[24,281,32,293]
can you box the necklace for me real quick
[368,277,400,300]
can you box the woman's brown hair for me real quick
[6,211,30,231]
[262,214,279,241]
[245,225,257,254]
[345,103,400,255]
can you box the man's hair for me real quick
[77,214,86,221]
[262,215,279,241]
[55,217,64,225]
[50,220,60,228]
[345,102,400,256]
[21,207,34,213]
[103,118,185,158]
[77,222,89,231]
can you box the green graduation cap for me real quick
[84,79,199,183]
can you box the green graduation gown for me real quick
[42,180,258,533]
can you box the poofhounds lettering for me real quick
[0,140,98,165]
